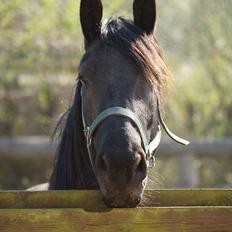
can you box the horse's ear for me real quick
[80,0,103,47]
[133,0,157,35]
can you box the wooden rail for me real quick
[1,137,232,188]
[0,137,55,157]
[0,137,232,157]
[0,190,232,232]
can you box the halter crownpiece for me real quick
[80,81,189,169]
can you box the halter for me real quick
[80,81,189,169]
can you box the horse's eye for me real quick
[78,75,87,85]
[147,114,154,128]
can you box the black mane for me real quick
[49,81,98,189]
[101,17,169,94]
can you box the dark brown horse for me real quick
[48,0,189,207]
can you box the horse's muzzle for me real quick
[102,191,142,208]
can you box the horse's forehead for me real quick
[79,42,139,80]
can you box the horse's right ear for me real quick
[133,0,157,35]
[80,0,103,48]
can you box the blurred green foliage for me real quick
[164,0,232,138]
[0,0,82,73]
[0,0,231,137]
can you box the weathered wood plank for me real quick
[1,137,232,157]
[0,189,232,209]
[0,207,232,232]
[0,190,105,210]
[0,190,231,231]
[0,137,55,157]
[144,189,232,207]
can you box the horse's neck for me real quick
[49,129,98,189]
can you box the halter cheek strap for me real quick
[80,82,189,169]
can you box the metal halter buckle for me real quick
[84,127,91,145]
[148,155,156,168]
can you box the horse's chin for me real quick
[99,179,147,208]
[102,194,142,208]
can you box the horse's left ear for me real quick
[133,0,157,35]
[80,0,103,47]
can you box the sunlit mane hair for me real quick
[100,17,171,101]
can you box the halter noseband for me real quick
[80,81,189,169]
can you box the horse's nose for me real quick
[93,118,148,190]
[96,148,147,186]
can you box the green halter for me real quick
[80,82,189,169]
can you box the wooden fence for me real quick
[0,137,232,187]
[0,189,232,231]
[0,139,232,230]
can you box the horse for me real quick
[30,0,189,208]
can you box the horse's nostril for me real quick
[133,153,142,169]
[135,154,146,173]
[98,154,107,172]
